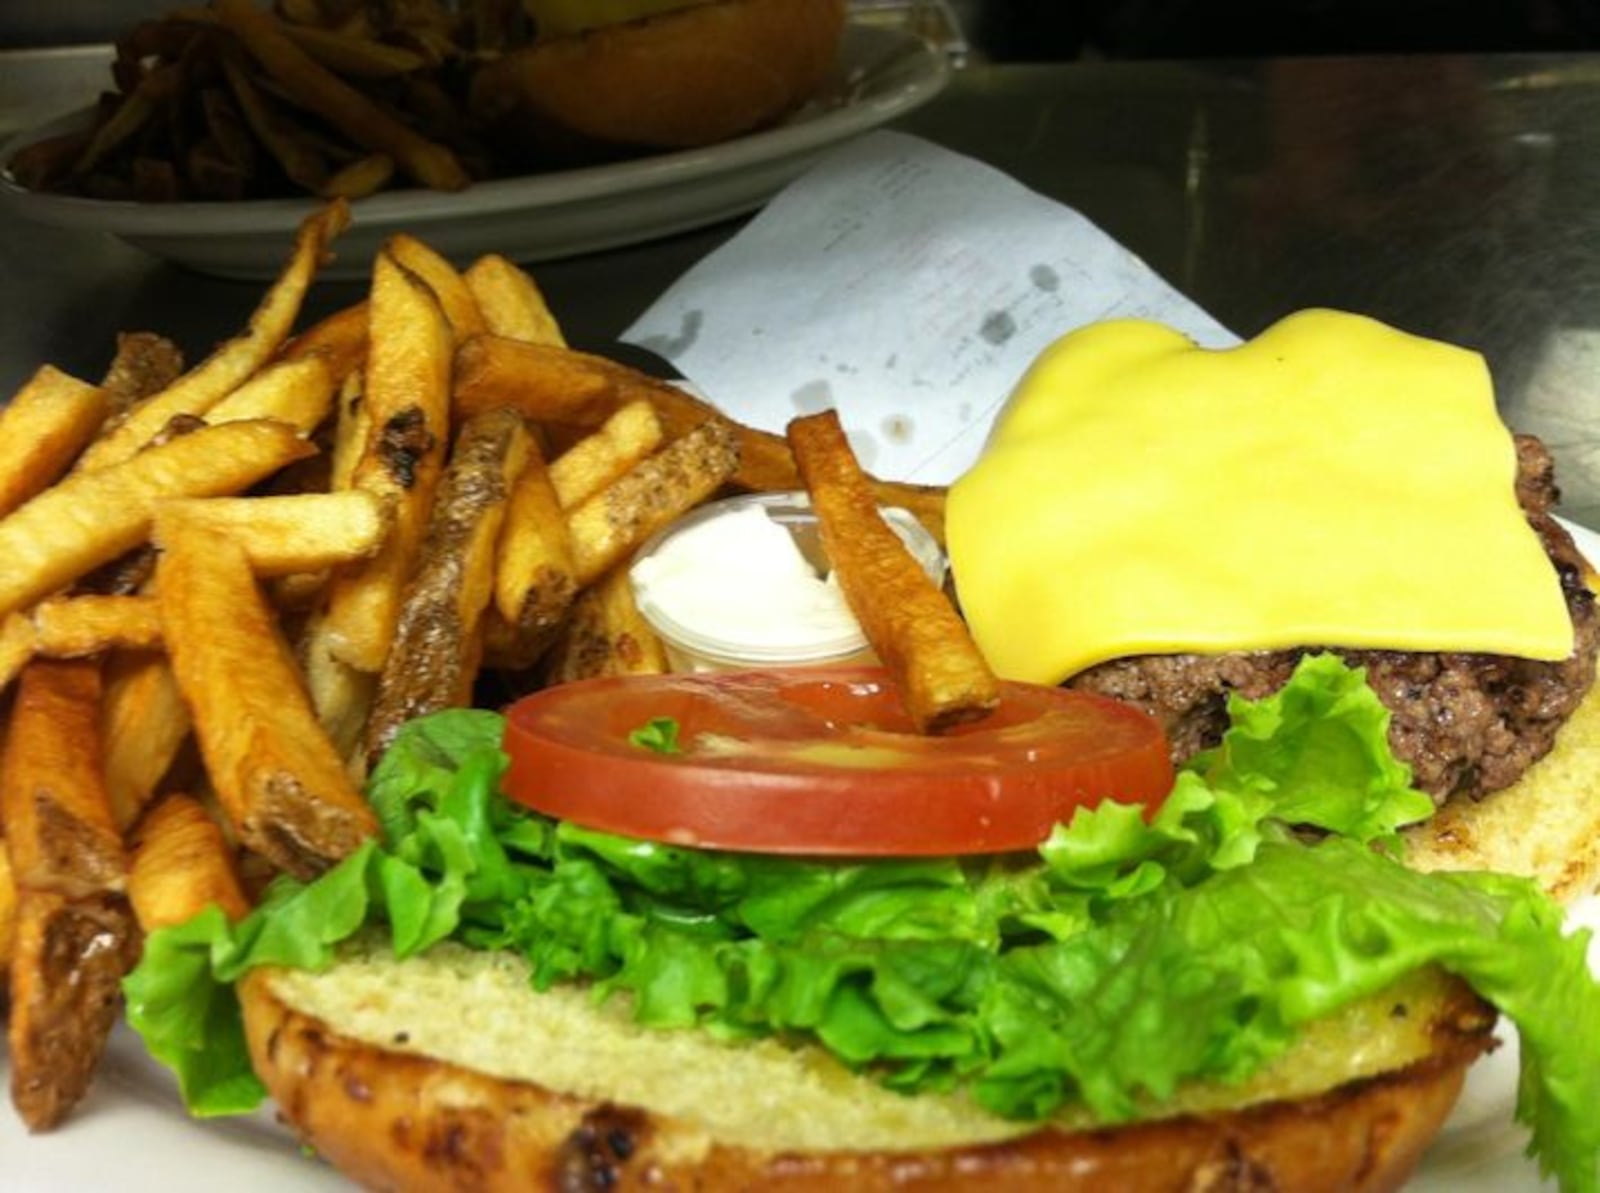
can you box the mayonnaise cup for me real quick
[628,491,945,673]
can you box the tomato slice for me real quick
[502,668,1173,855]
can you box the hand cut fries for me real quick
[203,355,335,434]
[128,795,251,931]
[566,419,740,584]
[0,847,14,975]
[0,418,314,622]
[453,333,948,543]
[75,201,348,472]
[1,613,33,693]
[387,234,488,339]
[320,245,453,673]
[464,255,567,347]
[103,653,192,834]
[32,596,162,658]
[454,335,667,427]
[158,492,389,577]
[99,332,184,416]
[156,519,379,880]
[366,408,529,756]
[543,565,668,685]
[491,440,576,666]
[788,410,997,735]
[8,891,138,1131]
[2,660,138,1131]
[278,301,368,386]
[1,661,127,896]
[0,207,976,1136]
[0,366,108,518]
[216,0,471,193]
[549,400,664,508]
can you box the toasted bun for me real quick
[242,940,1492,1191]
[1404,617,1600,904]
[468,0,848,161]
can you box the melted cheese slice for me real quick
[947,309,1574,684]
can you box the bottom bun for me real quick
[1405,675,1600,902]
[242,942,1493,1191]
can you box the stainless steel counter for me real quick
[6,52,1600,521]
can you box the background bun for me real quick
[469,0,849,162]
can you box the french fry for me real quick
[157,491,389,577]
[204,355,335,435]
[7,888,138,1131]
[128,795,251,931]
[99,331,185,416]
[542,565,668,684]
[490,439,577,664]
[327,368,371,491]
[281,23,429,77]
[103,652,192,833]
[0,418,315,622]
[463,255,567,346]
[75,201,349,471]
[388,233,488,340]
[366,408,529,757]
[549,400,664,508]
[300,623,377,775]
[220,44,331,195]
[1,660,138,1131]
[320,249,453,673]
[1,660,125,895]
[32,595,162,657]
[322,152,396,200]
[0,844,14,974]
[453,334,655,426]
[788,411,998,734]
[278,300,369,385]
[215,0,471,192]
[644,383,950,542]
[298,370,378,769]
[1,610,36,693]
[451,334,948,541]
[566,419,740,584]
[0,366,109,518]
[73,63,179,177]
[156,519,378,879]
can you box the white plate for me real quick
[5,522,1596,1191]
[0,24,949,281]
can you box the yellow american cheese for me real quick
[947,309,1574,684]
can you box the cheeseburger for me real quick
[124,310,1600,1191]
[469,0,848,162]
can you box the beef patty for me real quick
[1067,435,1599,803]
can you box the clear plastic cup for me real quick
[628,491,946,673]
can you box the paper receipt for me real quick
[623,130,1235,485]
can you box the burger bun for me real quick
[469,0,849,165]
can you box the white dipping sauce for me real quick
[629,504,862,655]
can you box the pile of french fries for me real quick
[0,199,950,1131]
[8,0,534,202]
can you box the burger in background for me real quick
[470,0,849,164]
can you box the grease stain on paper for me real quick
[883,414,915,445]
[980,310,1017,346]
[1030,264,1061,292]
[791,379,835,414]
[634,309,704,360]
